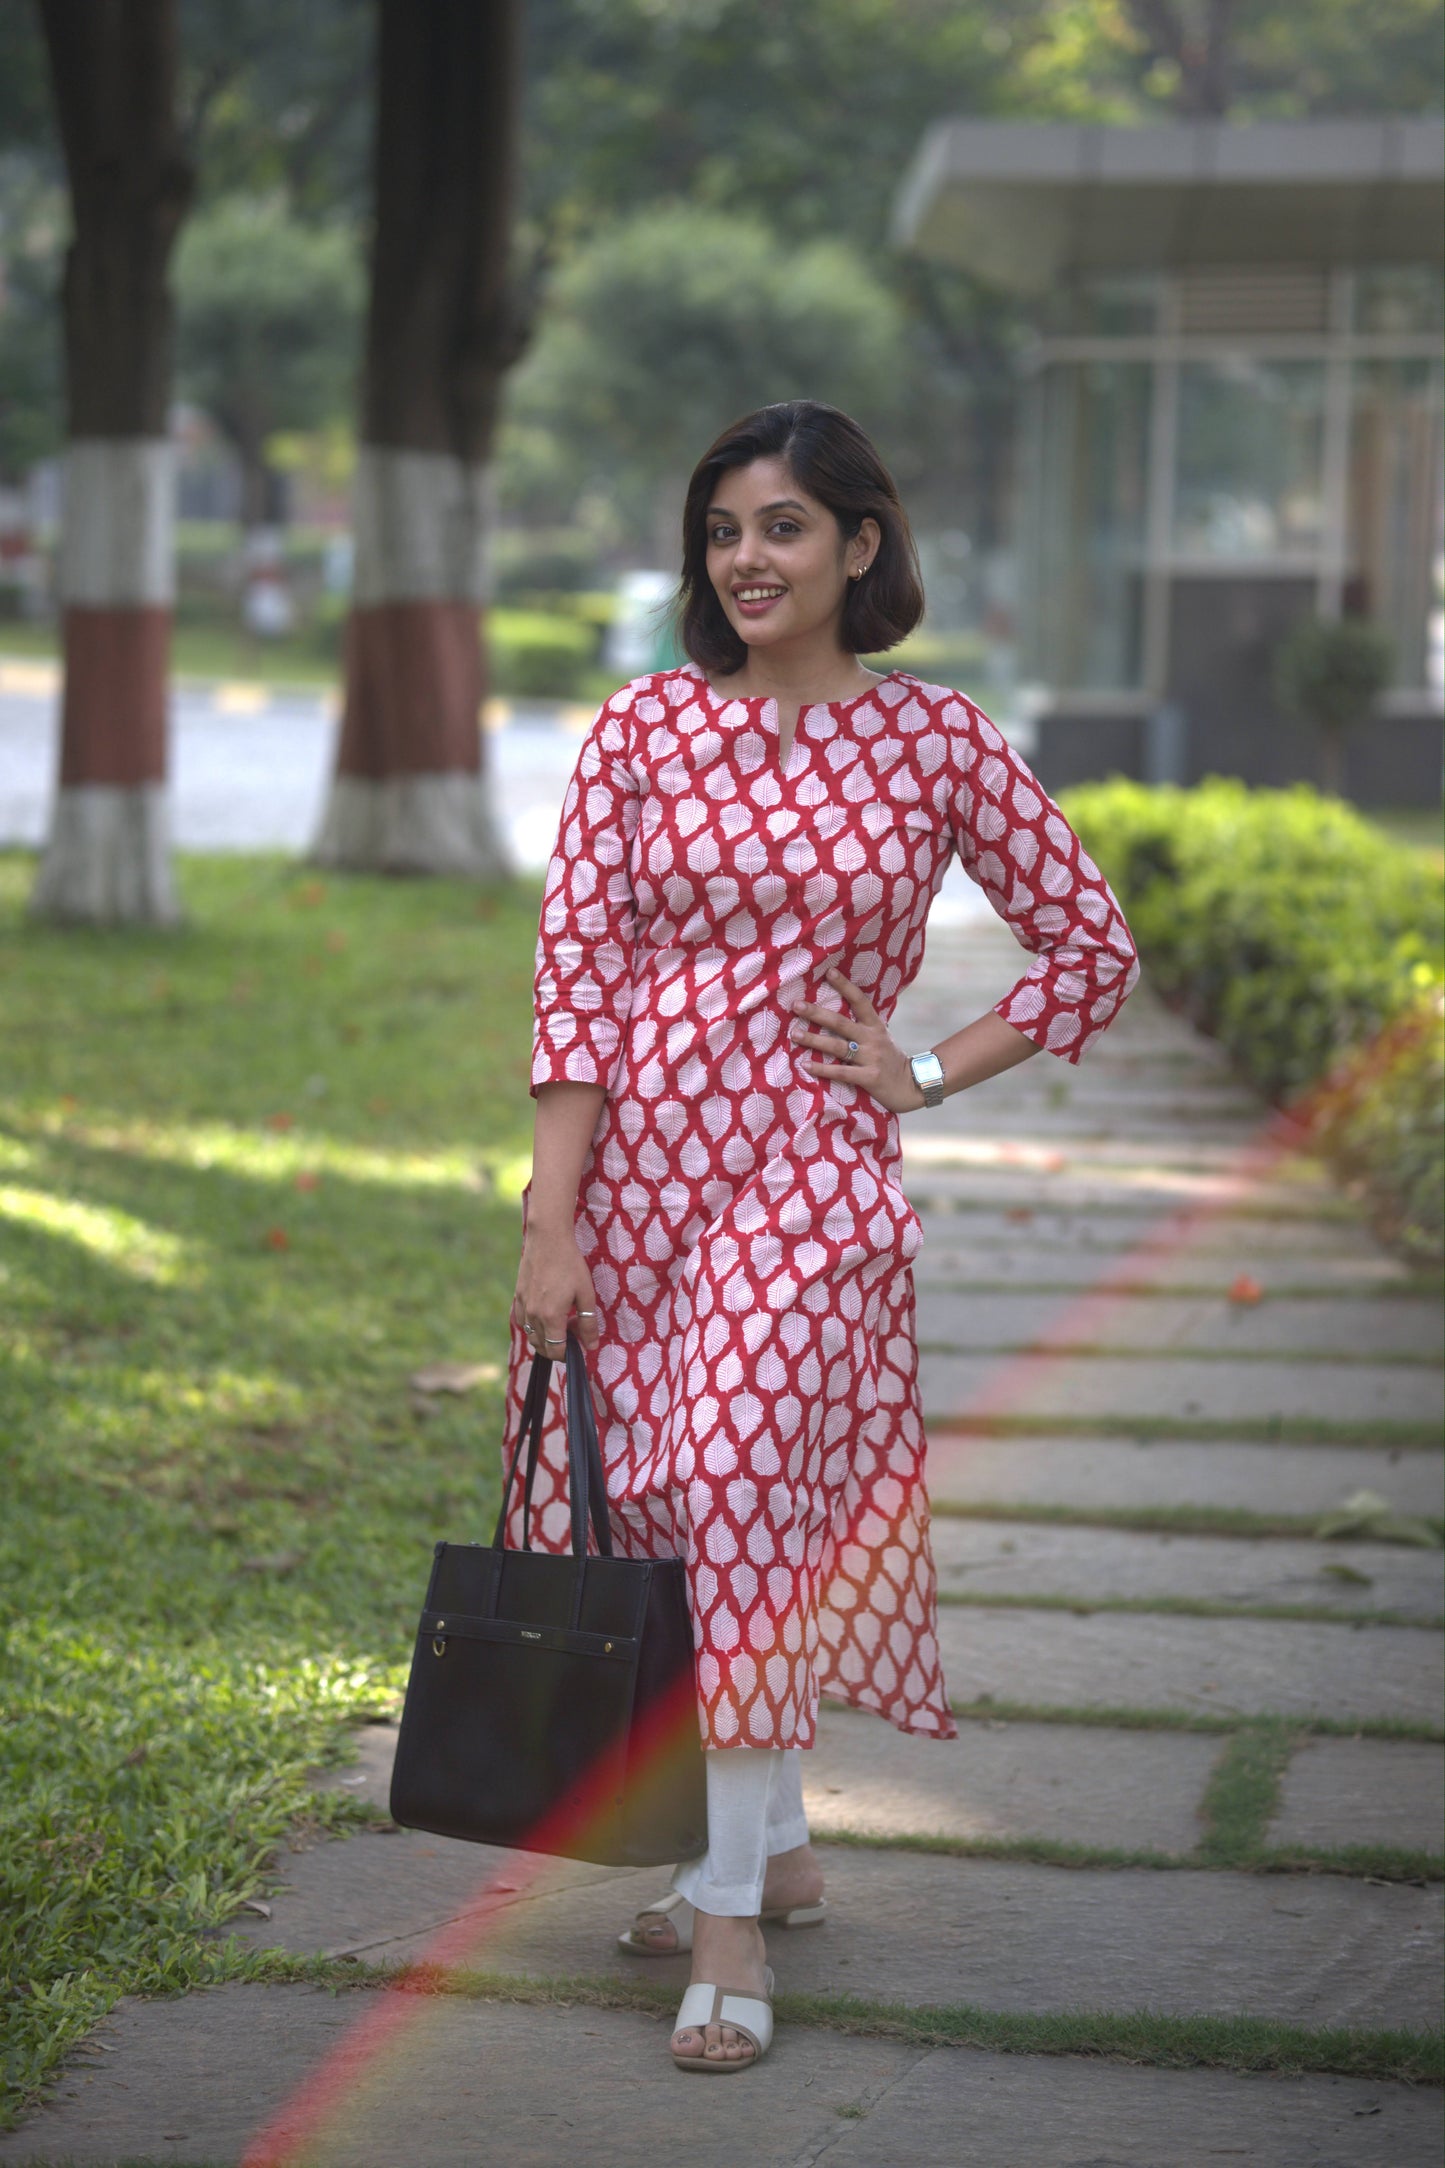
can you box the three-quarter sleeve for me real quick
[947,701,1139,1063]
[530,695,641,1095]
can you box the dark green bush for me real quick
[1062,777,1444,1261]
[1314,995,1444,1265]
[488,607,595,701]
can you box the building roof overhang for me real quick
[894,118,1445,292]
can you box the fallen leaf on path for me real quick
[240,1899,272,1919]
[410,1361,502,1394]
[1320,1561,1373,1586]
[1315,1489,1443,1548]
[1228,1273,1264,1304]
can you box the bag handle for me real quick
[562,1330,613,1560]
[492,1329,613,1561]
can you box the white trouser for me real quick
[670,1748,810,1917]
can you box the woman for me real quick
[510,400,1139,2074]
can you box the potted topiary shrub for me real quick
[1273,615,1393,799]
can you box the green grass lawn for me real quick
[0,852,540,2121]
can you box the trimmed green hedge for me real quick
[1062,778,1444,1262]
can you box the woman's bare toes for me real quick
[672,2025,705,2062]
[704,2024,753,2063]
[638,1914,677,1951]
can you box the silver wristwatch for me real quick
[909,1050,945,1108]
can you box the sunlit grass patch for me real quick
[0,851,542,2123]
[0,1183,194,1284]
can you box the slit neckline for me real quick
[695,668,904,781]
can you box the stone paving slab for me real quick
[6,1987,1439,2168]
[920,1349,1445,1428]
[224,1743,1442,2029]
[913,1202,1419,1267]
[817,2049,1445,2168]
[914,1238,1419,1294]
[915,1286,1444,1358]
[936,1606,1444,1725]
[315,1710,1217,1861]
[235,1845,1443,2034]
[1269,1737,1445,1854]
[930,1516,1445,1619]
[907,1166,1348,1220]
[799,1707,1216,1853]
[926,1434,1445,1518]
[232,1813,623,1963]
[0,1986,917,2168]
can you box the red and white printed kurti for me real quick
[505,666,1138,1750]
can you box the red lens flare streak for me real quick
[240,1671,699,2166]
[242,1017,1416,2158]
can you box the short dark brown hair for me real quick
[677,401,925,678]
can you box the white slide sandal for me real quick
[619,1890,827,1956]
[671,1967,775,2074]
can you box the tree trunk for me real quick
[30,0,191,925]
[311,0,522,878]
[1320,727,1347,800]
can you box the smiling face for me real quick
[704,456,877,661]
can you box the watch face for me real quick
[911,1052,945,1087]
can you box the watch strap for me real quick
[909,1051,945,1108]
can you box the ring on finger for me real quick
[846,1039,860,1060]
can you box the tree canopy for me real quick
[0,0,1439,530]
[502,203,908,549]
[174,195,361,522]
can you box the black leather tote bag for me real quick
[390,1331,708,1867]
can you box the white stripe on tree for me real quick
[31,785,178,926]
[352,447,492,606]
[311,774,508,878]
[58,440,175,606]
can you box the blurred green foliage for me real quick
[502,205,909,544]
[1273,617,1396,794]
[175,198,363,525]
[1063,777,1445,1261]
[4,0,1440,560]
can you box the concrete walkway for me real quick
[3,913,1441,2167]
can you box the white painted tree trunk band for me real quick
[351,447,490,606]
[31,784,177,925]
[34,439,179,924]
[314,445,509,876]
[58,440,175,607]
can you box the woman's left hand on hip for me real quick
[790,965,924,1113]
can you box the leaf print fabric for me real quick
[507,666,1138,1749]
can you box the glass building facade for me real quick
[1018,268,1444,706]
